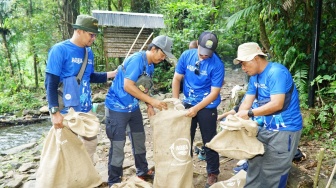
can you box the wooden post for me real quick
[313,148,325,188]
[140,32,154,51]
[125,24,145,59]
[326,163,336,188]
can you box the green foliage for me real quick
[0,88,46,114]
[152,63,175,93]
[160,2,219,57]
[301,74,336,141]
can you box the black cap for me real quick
[198,31,218,56]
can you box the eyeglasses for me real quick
[86,31,97,39]
[158,49,167,59]
[194,61,200,75]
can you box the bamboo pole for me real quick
[326,163,336,188]
[313,148,325,188]
[125,24,145,59]
[139,32,154,51]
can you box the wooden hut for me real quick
[92,10,165,58]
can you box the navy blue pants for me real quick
[185,104,220,175]
[105,107,149,186]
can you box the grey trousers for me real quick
[244,128,302,188]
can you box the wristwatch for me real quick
[247,109,254,118]
[50,107,59,114]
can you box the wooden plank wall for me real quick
[103,27,154,58]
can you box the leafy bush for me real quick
[0,88,46,114]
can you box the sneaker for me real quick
[137,169,155,181]
[233,162,248,174]
[194,146,201,154]
[205,173,218,188]
[198,149,206,161]
[292,148,306,163]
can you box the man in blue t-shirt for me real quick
[234,42,302,188]
[172,31,225,188]
[104,35,175,186]
[45,15,116,160]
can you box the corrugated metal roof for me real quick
[92,10,165,29]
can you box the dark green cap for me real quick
[72,15,99,33]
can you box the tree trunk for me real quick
[131,0,150,13]
[33,53,39,88]
[259,16,274,58]
[27,0,39,88]
[0,31,13,76]
[58,0,79,40]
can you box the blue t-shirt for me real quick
[105,52,154,113]
[246,62,302,131]
[45,39,95,113]
[175,49,225,108]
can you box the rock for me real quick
[39,106,49,113]
[5,170,14,178]
[123,158,134,169]
[92,91,106,103]
[22,180,35,188]
[18,163,35,172]
[5,174,24,188]
[287,165,313,188]
[10,162,21,170]
[0,170,3,178]
[2,142,36,155]
[152,93,165,100]
[318,177,336,188]
[23,110,41,116]
[165,93,173,98]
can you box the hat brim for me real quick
[72,24,100,34]
[199,46,214,57]
[233,53,267,65]
[162,50,175,59]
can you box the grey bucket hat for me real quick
[72,15,99,34]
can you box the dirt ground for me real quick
[95,67,335,187]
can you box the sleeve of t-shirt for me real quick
[268,68,288,95]
[88,48,95,75]
[45,45,64,76]
[90,72,107,83]
[175,51,187,75]
[246,76,257,95]
[211,60,225,88]
[124,53,143,82]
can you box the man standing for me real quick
[234,42,302,188]
[104,35,175,186]
[45,15,116,160]
[172,31,225,188]
[189,40,198,49]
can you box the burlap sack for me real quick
[111,176,152,188]
[150,98,194,188]
[206,115,264,160]
[210,170,246,188]
[36,109,102,188]
[62,108,100,138]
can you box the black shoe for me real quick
[205,173,218,188]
